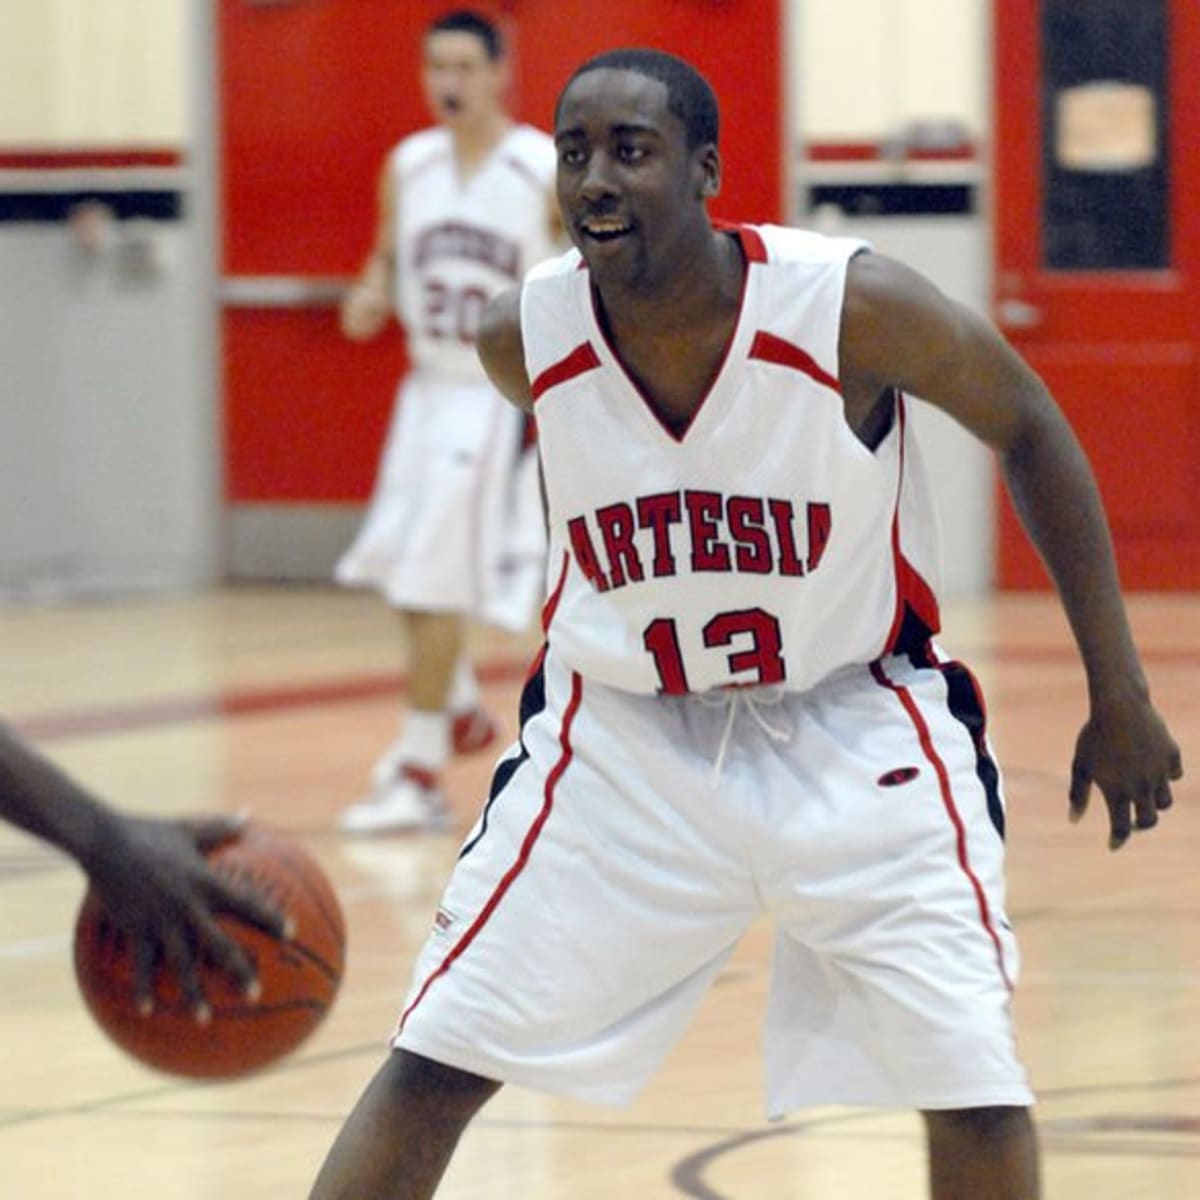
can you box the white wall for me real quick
[0,0,218,600]
[0,223,216,597]
[0,1,994,599]
[0,0,187,146]
[789,0,994,598]
[793,0,986,144]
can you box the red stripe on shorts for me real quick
[869,660,1014,993]
[397,669,585,1031]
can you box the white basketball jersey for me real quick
[393,124,558,380]
[522,223,944,695]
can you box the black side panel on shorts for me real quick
[894,605,940,662]
[938,661,1006,840]
[457,656,546,860]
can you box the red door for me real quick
[993,0,1200,588]
[218,0,783,512]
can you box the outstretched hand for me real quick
[340,284,390,341]
[1069,690,1183,851]
[83,814,290,1020]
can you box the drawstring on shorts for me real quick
[694,685,793,784]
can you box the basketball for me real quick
[73,823,345,1079]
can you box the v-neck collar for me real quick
[450,122,516,194]
[579,225,762,446]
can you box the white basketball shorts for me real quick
[394,644,1033,1116]
[335,370,546,632]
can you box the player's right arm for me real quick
[477,284,533,411]
[340,157,398,341]
[0,721,287,1015]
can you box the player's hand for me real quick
[1068,687,1182,851]
[83,813,289,1020]
[339,284,390,341]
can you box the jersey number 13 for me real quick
[643,608,785,694]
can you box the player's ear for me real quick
[696,144,721,200]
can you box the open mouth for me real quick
[579,218,633,242]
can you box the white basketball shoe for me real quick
[367,706,498,793]
[338,764,452,835]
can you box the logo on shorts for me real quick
[877,766,920,787]
[433,907,457,935]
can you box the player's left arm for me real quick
[839,251,1182,850]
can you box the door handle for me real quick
[995,298,1043,329]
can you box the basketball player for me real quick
[1,721,288,1020]
[308,50,1182,1199]
[335,10,561,834]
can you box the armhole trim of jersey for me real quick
[531,341,601,403]
[748,330,841,395]
[714,220,768,263]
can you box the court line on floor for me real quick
[11,658,532,743]
[669,1092,1200,1198]
[12,644,1200,746]
[5,1054,1195,1197]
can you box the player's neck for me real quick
[449,111,513,178]
[601,227,743,334]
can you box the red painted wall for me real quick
[219,0,783,503]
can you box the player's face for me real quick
[555,69,718,287]
[422,31,505,128]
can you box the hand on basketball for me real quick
[1068,689,1183,851]
[83,813,290,1020]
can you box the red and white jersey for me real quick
[393,124,558,380]
[522,223,944,696]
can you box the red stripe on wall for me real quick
[397,668,585,1034]
[0,149,184,169]
[805,142,977,163]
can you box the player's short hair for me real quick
[427,10,504,61]
[557,49,719,149]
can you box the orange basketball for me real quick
[73,823,345,1079]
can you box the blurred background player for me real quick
[0,720,288,1019]
[335,9,561,835]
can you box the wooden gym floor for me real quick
[1,585,1197,1198]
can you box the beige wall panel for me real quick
[795,0,985,141]
[0,0,186,145]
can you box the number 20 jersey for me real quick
[522,224,945,696]
[393,124,558,381]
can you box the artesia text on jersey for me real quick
[413,221,522,279]
[566,490,832,592]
